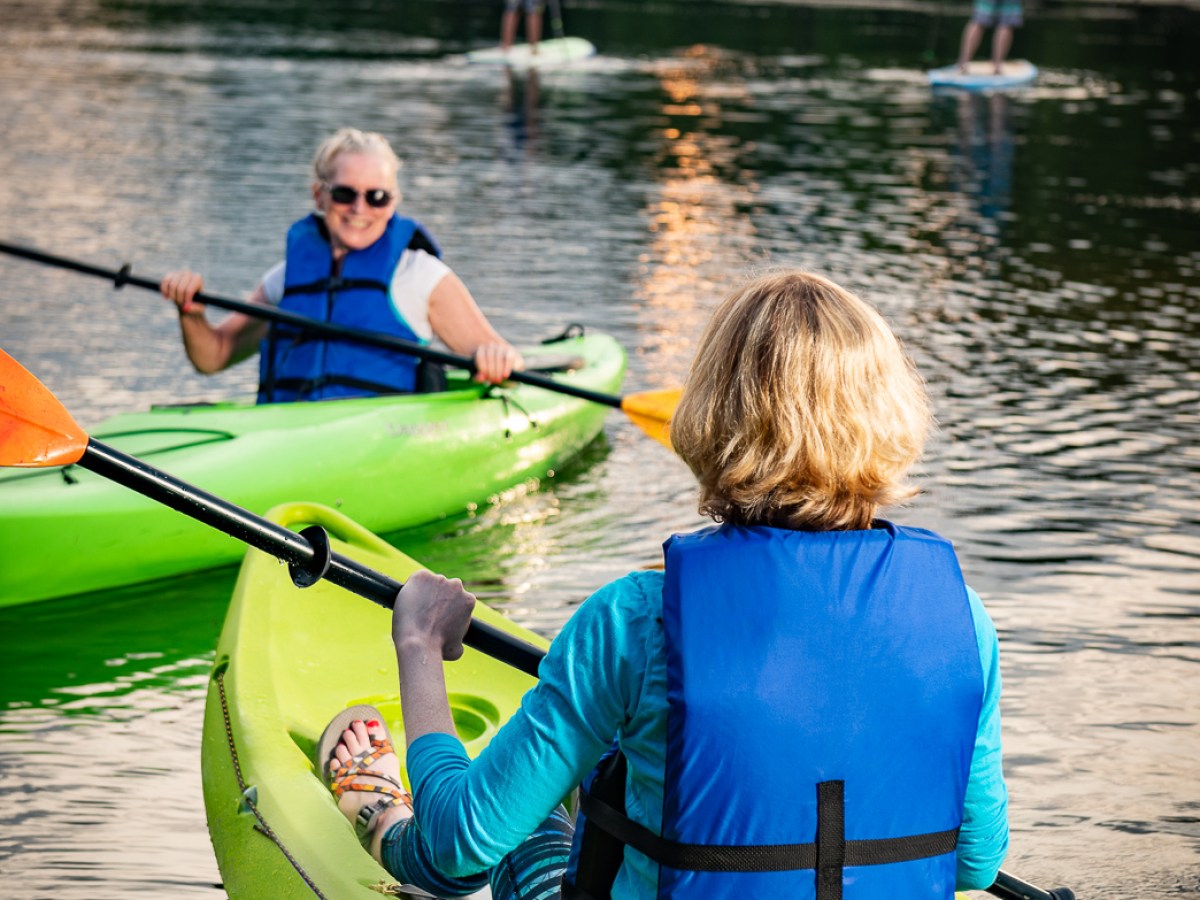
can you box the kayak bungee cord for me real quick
[213,667,338,899]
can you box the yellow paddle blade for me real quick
[620,388,682,449]
[0,348,88,467]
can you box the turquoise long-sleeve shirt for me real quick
[406,570,1009,897]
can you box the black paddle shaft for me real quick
[77,438,547,677]
[0,240,623,409]
[988,869,1077,900]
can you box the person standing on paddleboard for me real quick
[160,128,523,402]
[322,270,1011,899]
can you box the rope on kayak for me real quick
[215,668,331,898]
[216,671,414,896]
[490,388,538,440]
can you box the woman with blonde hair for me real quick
[321,270,1009,899]
[161,127,522,401]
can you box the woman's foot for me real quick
[321,710,414,862]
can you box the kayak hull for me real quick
[0,333,625,607]
[201,502,542,899]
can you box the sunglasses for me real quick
[323,184,394,208]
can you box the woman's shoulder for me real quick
[396,246,451,280]
[590,569,665,613]
[551,570,665,693]
[568,570,665,650]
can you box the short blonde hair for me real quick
[670,271,931,531]
[312,128,402,189]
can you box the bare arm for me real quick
[426,271,524,383]
[392,569,477,745]
[160,270,270,374]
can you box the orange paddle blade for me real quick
[0,348,88,467]
[620,388,681,449]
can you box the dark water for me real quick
[1,0,1198,896]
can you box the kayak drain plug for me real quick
[289,525,332,588]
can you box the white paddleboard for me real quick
[928,60,1038,91]
[466,36,596,71]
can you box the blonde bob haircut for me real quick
[311,127,402,193]
[670,271,932,532]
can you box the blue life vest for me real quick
[565,522,984,900]
[257,213,442,403]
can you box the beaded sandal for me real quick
[317,704,413,843]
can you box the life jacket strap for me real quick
[281,276,390,298]
[577,777,958,894]
[260,347,446,401]
[268,373,410,399]
[818,780,845,900]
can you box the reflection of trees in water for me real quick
[0,566,234,711]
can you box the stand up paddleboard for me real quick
[928,60,1038,91]
[467,36,596,71]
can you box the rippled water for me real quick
[0,0,1197,897]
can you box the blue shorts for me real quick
[505,0,545,12]
[972,0,1023,27]
[381,805,572,900]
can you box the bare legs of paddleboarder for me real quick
[500,0,544,53]
[957,0,1023,74]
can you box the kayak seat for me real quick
[415,359,448,393]
[526,353,585,373]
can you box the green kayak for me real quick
[0,333,625,608]
[202,501,542,899]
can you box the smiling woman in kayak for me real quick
[323,270,1010,899]
[159,127,522,402]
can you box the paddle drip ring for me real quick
[289,525,332,588]
[113,263,132,288]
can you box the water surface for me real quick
[0,0,1197,896]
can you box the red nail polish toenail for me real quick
[367,719,380,727]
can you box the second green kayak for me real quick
[0,332,625,607]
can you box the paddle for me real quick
[0,349,1075,900]
[547,0,567,41]
[0,240,679,448]
[988,870,1076,899]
